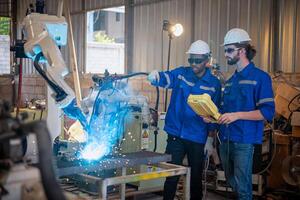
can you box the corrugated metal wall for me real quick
[16,0,300,74]
[132,0,192,72]
[276,0,300,72]
[132,0,300,73]
[17,0,34,21]
[0,0,11,17]
[195,0,274,72]
[132,0,274,72]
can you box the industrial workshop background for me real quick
[0,0,300,199]
[0,0,299,109]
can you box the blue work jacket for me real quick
[152,66,221,144]
[219,62,275,144]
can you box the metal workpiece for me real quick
[55,151,171,177]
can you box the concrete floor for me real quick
[132,191,229,200]
[204,192,229,200]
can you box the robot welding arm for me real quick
[22,13,89,129]
[23,13,75,108]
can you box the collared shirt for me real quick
[152,66,221,144]
[219,62,275,144]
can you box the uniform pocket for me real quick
[238,86,255,110]
[223,86,238,111]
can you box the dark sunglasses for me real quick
[188,58,206,65]
[224,48,240,54]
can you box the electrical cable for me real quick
[215,126,230,199]
[287,93,300,113]
[116,72,149,79]
[272,71,300,132]
[203,155,210,200]
[278,92,300,133]
[164,37,172,113]
[257,123,276,175]
[216,130,221,144]
[153,86,160,152]
[33,52,67,102]
[226,126,230,200]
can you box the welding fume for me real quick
[21,13,159,161]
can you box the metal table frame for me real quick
[56,151,190,199]
[78,162,190,200]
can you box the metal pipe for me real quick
[16,58,22,117]
[125,0,134,74]
[164,36,172,112]
[57,0,64,17]
[185,167,191,200]
[121,167,126,200]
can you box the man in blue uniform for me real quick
[218,28,275,200]
[147,40,221,200]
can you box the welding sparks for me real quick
[63,77,149,161]
[79,106,129,160]
[80,142,109,160]
[77,79,141,161]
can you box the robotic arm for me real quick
[22,14,156,140]
[22,13,89,129]
[23,13,75,108]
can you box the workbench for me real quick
[55,151,191,199]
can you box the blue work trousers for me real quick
[163,134,204,200]
[219,142,254,200]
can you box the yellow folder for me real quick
[187,93,221,121]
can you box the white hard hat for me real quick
[222,28,251,46]
[186,40,210,55]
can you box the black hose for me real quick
[21,121,66,200]
[116,72,149,79]
[33,53,67,102]
[153,130,158,152]
[155,86,159,111]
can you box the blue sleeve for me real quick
[255,74,275,122]
[151,67,183,89]
[208,80,222,132]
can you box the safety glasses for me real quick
[188,58,206,65]
[224,48,240,54]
